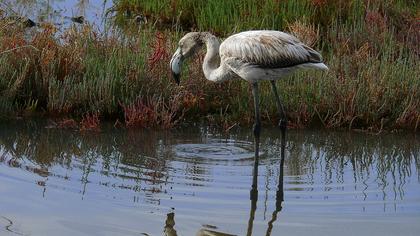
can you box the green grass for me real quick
[0,0,418,130]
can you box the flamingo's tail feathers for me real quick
[302,62,329,71]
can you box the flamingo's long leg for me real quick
[270,80,287,131]
[270,80,286,202]
[246,82,261,236]
[250,82,261,200]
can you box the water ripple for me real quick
[173,139,255,163]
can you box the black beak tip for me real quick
[172,72,180,85]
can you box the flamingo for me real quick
[170,30,328,196]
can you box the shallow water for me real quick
[0,120,419,235]
[1,0,112,29]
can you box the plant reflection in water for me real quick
[0,120,419,235]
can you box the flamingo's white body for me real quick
[170,30,328,199]
[170,30,327,84]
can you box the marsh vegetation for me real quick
[0,0,418,130]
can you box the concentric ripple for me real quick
[173,139,255,162]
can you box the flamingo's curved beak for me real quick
[170,48,183,85]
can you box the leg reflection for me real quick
[247,110,286,236]
[166,120,285,236]
[246,187,258,236]
[265,132,286,236]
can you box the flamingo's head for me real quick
[170,32,203,85]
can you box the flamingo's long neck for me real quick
[201,33,227,82]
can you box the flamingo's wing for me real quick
[220,30,323,69]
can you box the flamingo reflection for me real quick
[164,138,286,236]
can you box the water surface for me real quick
[0,120,419,235]
[2,0,112,29]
